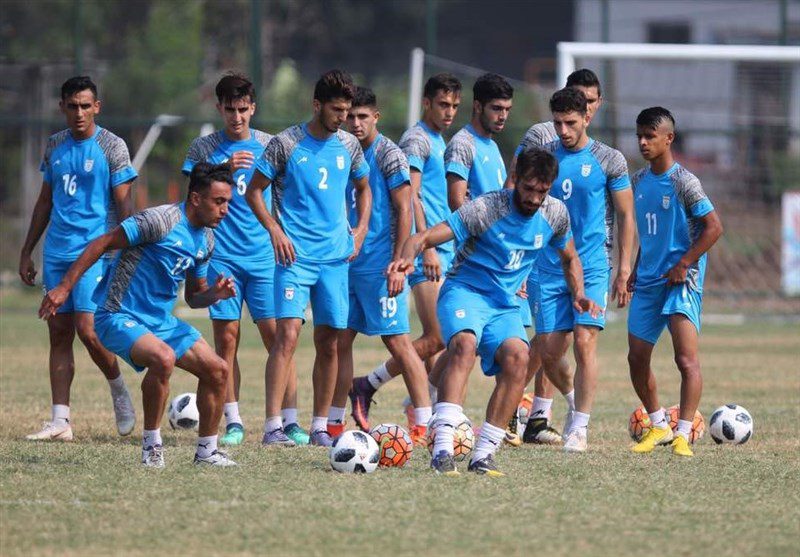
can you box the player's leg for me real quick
[668,313,703,457]
[213,318,245,445]
[262,318,303,446]
[381,333,432,444]
[331,328,358,436]
[309,324,340,446]
[522,340,564,445]
[564,324,600,452]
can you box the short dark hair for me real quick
[636,106,676,130]
[215,73,256,104]
[424,73,462,99]
[188,162,234,197]
[61,76,97,100]
[516,148,559,185]
[550,87,587,115]
[473,73,513,105]
[351,85,377,109]
[313,69,355,103]
[565,68,602,97]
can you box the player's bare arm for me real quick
[19,181,54,286]
[557,238,601,318]
[611,187,635,308]
[348,174,373,262]
[505,153,518,189]
[113,180,135,221]
[184,272,236,309]
[628,248,641,292]
[387,183,413,297]
[447,173,468,211]
[663,210,723,285]
[409,169,442,281]
[387,221,455,278]
[245,171,295,265]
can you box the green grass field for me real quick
[1,289,798,556]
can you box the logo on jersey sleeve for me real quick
[284,288,295,300]
[455,309,466,318]
[336,156,345,170]
[84,159,94,172]
[581,164,591,177]
[534,234,543,249]
[662,195,671,210]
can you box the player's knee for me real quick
[675,354,700,377]
[206,356,229,391]
[149,348,176,376]
[314,333,338,358]
[48,320,75,346]
[276,326,300,355]
[627,349,648,371]
[448,333,476,361]
[499,345,529,383]
[75,322,100,347]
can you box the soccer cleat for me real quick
[284,422,310,446]
[671,435,694,457]
[309,429,333,447]
[194,450,238,467]
[262,428,296,447]
[141,445,165,468]
[409,425,428,447]
[468,454,505,477]
[348,376,376,432]
[220,423,245,446]
[326,422,345,439]
[430,450,460,476]
[504,430,522,447]
[403,397,416,431]
[563,428,588,453]
[112,389,136,436]
[562,410,575,442]
[522,418,563,445]
[26,421,73,441]
[632,425,674,454]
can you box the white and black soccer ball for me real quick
[168,392,199,431]
[329,430,380,473]
[709,404,753,445]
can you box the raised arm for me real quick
[386,221,455,279]
[19,181,53,286]
[348,174,373,262]
[184,273,236,309]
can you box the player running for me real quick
[19,76,137,441]
[389,148,598,476]
[39,163,239,468]
[628,107,723,457]
[182,73,308,447]
[247,70,372,448]
[532,87,635,453]
[348,73,461,432]
[330,86,432,444]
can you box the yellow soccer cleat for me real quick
[671,435,694,457]
[632,425,674,453]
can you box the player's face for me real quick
[315,98,352,134]
[217,97,255,139]
[60,89,100,138]
[345,106,379,142]
[514,175,552,216]
[476,98,513,134]
[636,123,673,161]
[193,180,233,228]
[574,85,602,123]
[553,110,589,149]
[423,90,461,131]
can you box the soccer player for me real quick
[628,107,723,457]
[388,148,599,476]
[532,87,635,453]
[19,76,136,441]
[39,163,239,468]
[182,74,308,447]
[330,86,432,443]
[247,70,372,447]
[348,73,461,432]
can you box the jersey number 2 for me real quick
[318,167,328,190]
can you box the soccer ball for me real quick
[426,414,475,462]
[628,406,652,441]
[329,430,380,473]
[369,423,413,468]
[709,404,753,445]
[168,392,199,430]
[666,405,705,443]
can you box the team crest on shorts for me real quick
[124,321,136,328]
[534,234,543,249]
[336,156,345,170]
[284,287,295,300]
[581,164,591,177]
[662,195,671,209]
[455,309,465,318]
[84,159,94,172]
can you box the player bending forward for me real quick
[40,163,238,468]
[628,107,723,457]
[388,148,599,476]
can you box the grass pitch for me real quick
[1,289,798,556]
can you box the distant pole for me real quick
[426,0,437,56]
[600,0,617,145]
[408,48,425,130]
[250,0,263,101]
[779,0,787,46]
[74,0,83,74]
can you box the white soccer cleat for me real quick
[142,445,165,468]
[112,389,136,436]
[563,428,588,453]
[25,421,73,441]
[194,450,238,467]
[562,410,574,442]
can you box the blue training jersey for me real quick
[254,124,370,263]
[539,138,630,275]
[40,126,137,261]
[446,190,572,308]
[96,203,214,329]
[444,124,506,200]
[182,129,273,263]
[632,163,714,293]
[513,121,558,157]
[346,134,410,274]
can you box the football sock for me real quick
[327,406,346,424]
[143,428,162,449]
[676,419,692,441]
[107,374,127,396]
[530,396,553,421]
[564,390,576,412]
[281,407,298,426]
[570,411,590,433]
[366,362,393,390]
[432,402,462,456]
[310,416,327,434]
[649,408,668,428]
[224,402,243,427]
[471,421,505,463]
[414,406,432,428]
[196,435,218,458]
[428,380,438,404]
[264,415,283,434]
[52,404,70,426]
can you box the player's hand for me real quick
[422,248,441,282]
[626,271,637,293]
[269,226,296,266]
[387,271,406,298]
[228,151,254,171]
[573,295,602,319]
[386,257,415,278]
[516,279,528,300]
[611,269,631,308]
[348,226,367,262]
[662,260,689,285]
[39,285,69,320]
[213,274,236,301]
[19,254,37,286]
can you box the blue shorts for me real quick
[208,257,275,321]
[348,272,410,336]
[95,310,201,372]
[628,283,703,345]
[519,298,533,328]
[409,248,455,288]
[274,259,349,329]
[531,268,609,333]
[43,258,106,314]
[438,283,528,377]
